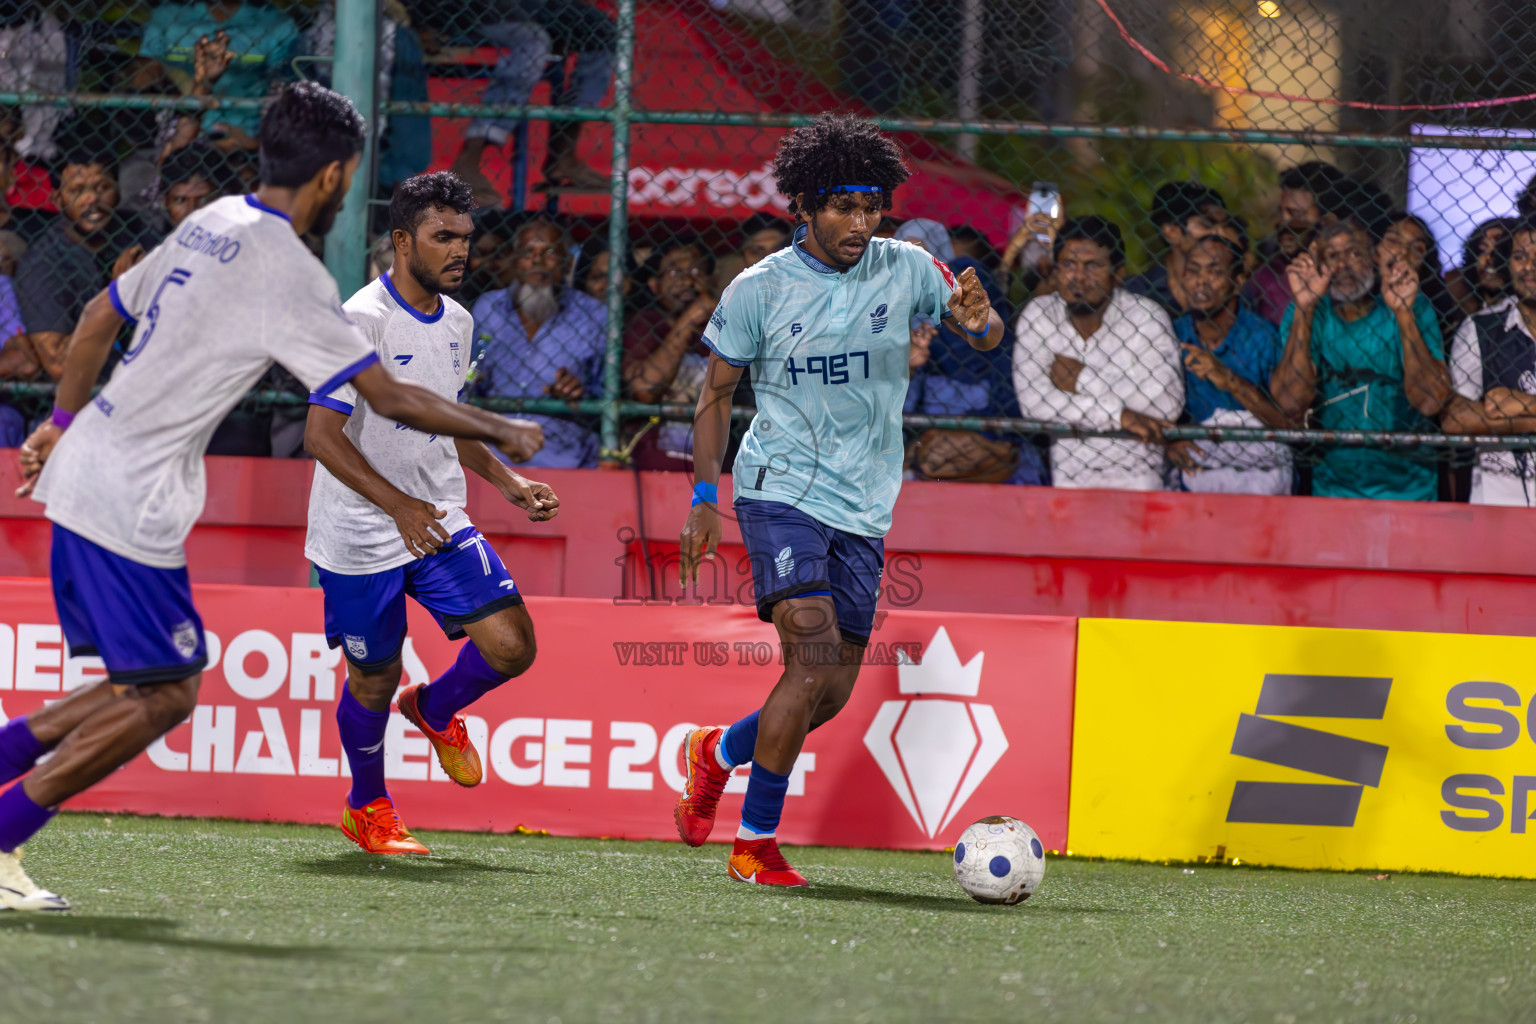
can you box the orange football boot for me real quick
[728,835,809,887]
[397,683,483,787]
[674,726,731,846]
[340,797,430,856]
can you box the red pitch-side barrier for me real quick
[0,581,1076,852]
[4,456,1533,637]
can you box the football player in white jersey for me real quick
[304,171,559,856]
[0,84,543,910]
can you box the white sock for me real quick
[713,727,735,772]
[737,825,774,842]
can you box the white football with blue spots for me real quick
[952,816,1046,905]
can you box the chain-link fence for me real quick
[5,0,1536,502]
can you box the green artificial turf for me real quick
[1,814,1534,1024]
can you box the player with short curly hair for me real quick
[671,114,1003,887]
[305,170,559,856]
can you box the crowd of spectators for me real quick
[5,3,1536,505]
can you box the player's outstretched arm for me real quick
[16,288,123,496]
[305,403,451,557]
[679,354,744,587]
[350,362,544,464]
[454,439,559,522]
[942,266,1003,351]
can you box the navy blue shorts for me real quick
[734,498,884,646]
[316,526,522,671]
[50,523,208,686]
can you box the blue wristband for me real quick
[957,319,990,340]
[691,481,718,507]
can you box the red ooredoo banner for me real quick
[0,580,1075,851]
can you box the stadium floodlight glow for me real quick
[1258,0,1280,16]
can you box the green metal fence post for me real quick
[601,0,638,463]
[326,0,378,300]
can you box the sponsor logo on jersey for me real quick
[870,303,889,334]
[790,322,802,336]
[933,257,957,290]
[450,341,462,375]
[710,304,726,331]
[171,620,200,661]
[344,634,369,660]
[774,546,794,579]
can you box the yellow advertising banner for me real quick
[1070,618,1536,877]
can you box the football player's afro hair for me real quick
[772,113,908,219]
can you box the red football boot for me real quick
[673,726,731,846]
[397,683,483,787]
[727,835,809,887]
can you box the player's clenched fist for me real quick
[496,418,544,463]
[946,266,992,334]
[15,421,61,497]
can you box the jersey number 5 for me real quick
[122,267,194,365]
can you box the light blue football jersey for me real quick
[703,224,957,537]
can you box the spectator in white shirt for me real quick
[1012,216,1185,490]
[1442,218,1536,505]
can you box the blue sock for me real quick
[0,784,55,853]
[417,643,510,732]
[336,687,389,809]
[0,717,44,787]
[739,761,790,838]
[718,710,760,770]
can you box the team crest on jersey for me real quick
[870,303,889,333]
[171,620,199,660]
[451,340,462,374]
[344,634,369,660]
[790,323,803,336]
[774,546,795,579]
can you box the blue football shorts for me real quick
[315,526,522,671]
[50,523,208,686]
[734,498,884,646]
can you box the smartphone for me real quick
[1028,182,1061,241]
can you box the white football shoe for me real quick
[0,848,70,911]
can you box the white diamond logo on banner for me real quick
[862,626,1009,838]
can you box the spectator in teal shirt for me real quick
[138,2,300,144]
[1273,218,1454,500]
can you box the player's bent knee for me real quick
[480,632,535,679]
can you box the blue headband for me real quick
[817,185,883,194]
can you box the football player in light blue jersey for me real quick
[671,114,1002,886]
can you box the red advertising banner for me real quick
[0,580,1074,851]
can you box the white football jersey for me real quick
[34,194,378,568]
[304,273,476,574]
